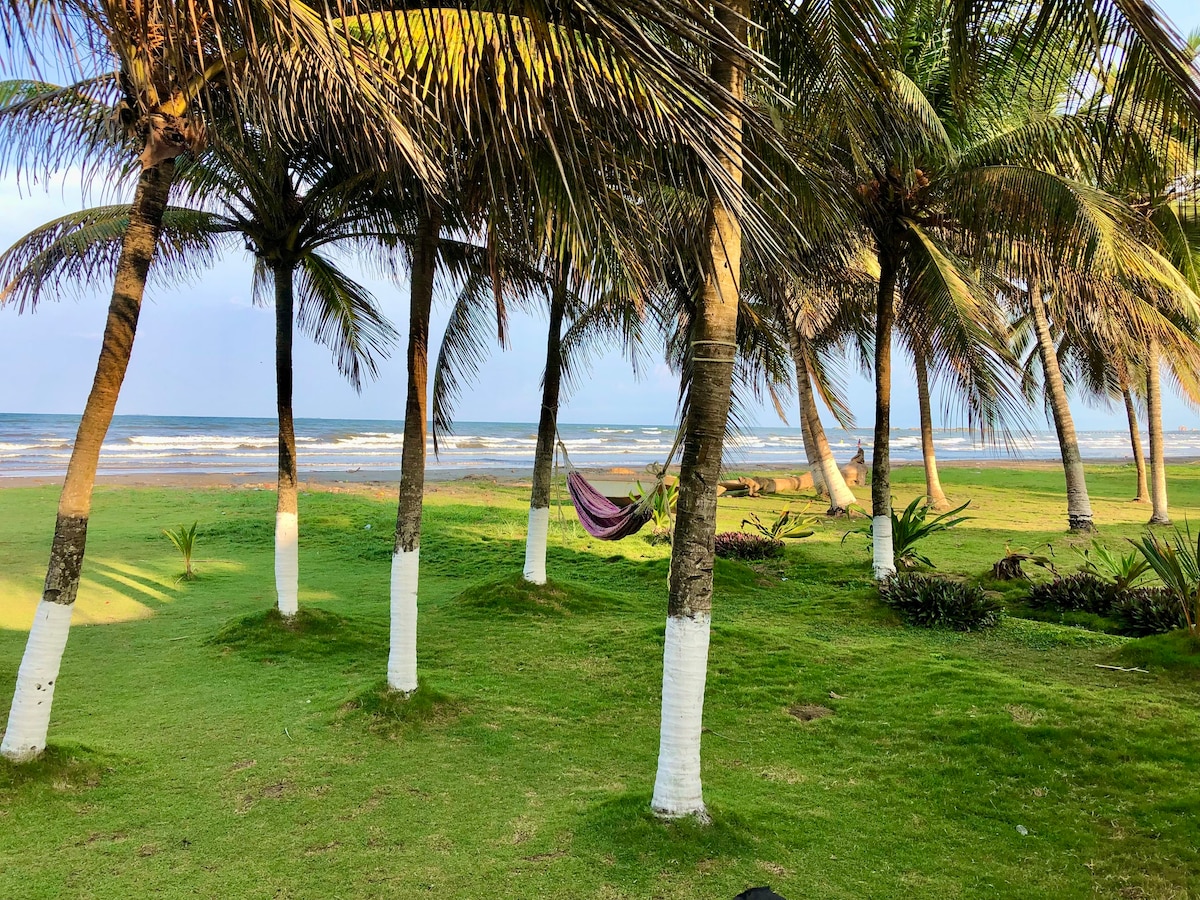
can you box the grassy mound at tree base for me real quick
[0,743,119,793]
[208,606,384,660]
[1116,628,1200,676]
[342,680,462,736]
[453,572,616,617]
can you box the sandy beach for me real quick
[2,455,1190,492]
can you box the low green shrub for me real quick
[1112,587,1187,637]
[879,574,1002,631]
[1027,573,1118,615]
[714,531,783,560]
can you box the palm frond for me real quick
[293,251,397,390]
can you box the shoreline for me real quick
[2,456,1194,490]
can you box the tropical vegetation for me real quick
[0,0,1199,873]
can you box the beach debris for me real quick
[1094,664,1149,674]
[1016,825,1029,836]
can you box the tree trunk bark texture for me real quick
[274,262,300,618]
[2,160,175,762]
[789,330,856,515]
[1146,341,1170,525]
[1028,278,1094,531]
[871,245,900,578]
[388,203,441,695]
[652,0,747,822]
[523,276,567,585]
[1122,383,1150,504]
[914,345,950,511]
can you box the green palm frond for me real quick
[0,76,129,185]
[0,205,232,311]
[293,252,397,392]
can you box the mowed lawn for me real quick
[1,464,1199,899]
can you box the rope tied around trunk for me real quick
[690,339,738,363]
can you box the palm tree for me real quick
[0,15,217,761]
[366,6,770,699]
[0,0,458,761]
[644,0,1200,815]
[1,125,398,619]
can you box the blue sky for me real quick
[1,1,1199,432]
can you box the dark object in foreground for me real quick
[880,574,1002,631]
[735,889,788,900]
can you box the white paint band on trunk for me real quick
[275,511,299,618]
[651,612,711,819]
[872,515,896,580]
[1,599,74,762]
[522,506,550,585]
[387,548,419,694]
[823,457,856,510]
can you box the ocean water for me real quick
[1,413,1198,477]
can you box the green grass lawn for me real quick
[1,464,1199,899]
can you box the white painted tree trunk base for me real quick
[821,457,856,512]
[872,516,896,580]
[388,548,419,694]
[275,512,299,618]
[651,612,711,821]
[2,600,74,762]
[523,506,549,585]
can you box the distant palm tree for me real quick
[0,0,455,762]
[1,125,398,619]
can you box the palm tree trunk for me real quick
[914,344,950,511]
[1028,277,1094,531]
[523,274,567,585]
[652,0,746,822]
[388,203,441,695]
[871,244,901,579]
[273,261,300,618]
[1146,340,1170,525]
[1121,381,1150,504]
[789,330,856,515]
[2,160,175,762]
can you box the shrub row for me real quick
[1027,573,1184,636]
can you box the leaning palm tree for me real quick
[0,125,398,620]
[0,0,460,761]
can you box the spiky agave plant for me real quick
[1131,524,1200,636]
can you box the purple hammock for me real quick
[566,470,653,541]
